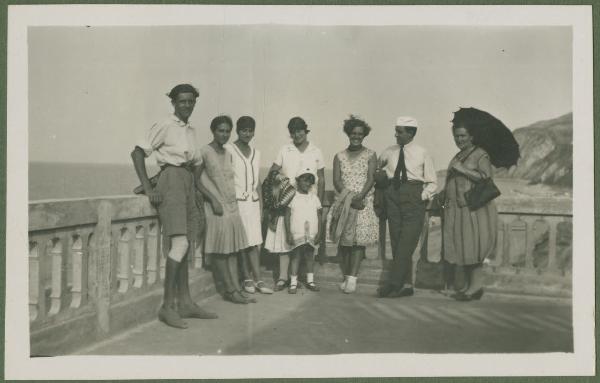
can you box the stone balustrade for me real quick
[28,195,211,356]
[28,192,572,355]
[318,192,571,272]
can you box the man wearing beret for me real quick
[375,116,437,298]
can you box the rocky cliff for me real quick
[496,113,572,187]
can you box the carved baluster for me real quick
[522,216,537,273]
[159,230,166,280]
[146,222,159,285]
[132,225,145,288]
[491,216,504,268]
[158,228,170,280]
[29,240,44,322]
[561,217,573,276]
[497,215,511,267]
[427,217,442,263]
[317,205,330,261]
[379,217,390,260]
[70,233,84,308]
[117,226,130,293]
[48,236,65,316]
[546,216,560,273]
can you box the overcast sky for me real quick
[28,25,571,170]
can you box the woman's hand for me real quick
[374,169,389,187]
[351,195,366,210]
[451,162,468,175]
[313,231,322,246]
[145,187,162,206]
[286,232,295,247]
[211,200,224,216]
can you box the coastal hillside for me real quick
[496,112,572,187]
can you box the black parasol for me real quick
[451,107,520,168]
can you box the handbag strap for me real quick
[458,146,478,164]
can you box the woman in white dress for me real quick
[226,116,273,294]
[264,117,325,291]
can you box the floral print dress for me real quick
[336,148,379,247]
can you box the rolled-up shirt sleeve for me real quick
[137,122,168,157]
[421,152,438,200]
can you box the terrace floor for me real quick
[78,284,572,355]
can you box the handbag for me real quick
[464,177,501,211]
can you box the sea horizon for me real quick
[28,161,571,202]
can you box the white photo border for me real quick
[6,4,594,379]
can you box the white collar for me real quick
[170,114,192,128]
[287,141,314,153]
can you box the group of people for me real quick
[132,84,499,329]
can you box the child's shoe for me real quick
[340,276,348,291]
[344,276,357,294]
[305,281,320,291]
[305,273,319,291]
[288,283,298,294]
[255,281,274,294]
[243,280,256,294]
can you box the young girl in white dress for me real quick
[284,168,323,294]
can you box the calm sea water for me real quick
[29,162,570,201]
[28,162,336,201]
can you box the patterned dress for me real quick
[336,148,379,247]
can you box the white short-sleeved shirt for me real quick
[225,143,261,201]
[274,142,325,187]
[137,114,202,167]
[289,192,322,247]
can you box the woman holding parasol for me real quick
[442,107,519,301]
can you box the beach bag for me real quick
[261,170,296,232]
[464,177,501,211]
[414,213,445,291]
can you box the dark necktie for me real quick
[393,145,408,188]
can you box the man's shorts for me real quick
[156,166,202,240]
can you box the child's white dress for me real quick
[264,192,321,253]
[288,192,321,250]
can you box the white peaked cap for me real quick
[396,116,419,128]
[296,166,317,179]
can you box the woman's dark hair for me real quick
[343,115,371,137]
[167,84,199,100]
[210,115,233,132]
[451,123,477,145]
[236,116,256,133]
[287,117,308,133]
[452,123,474,135]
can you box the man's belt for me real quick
[160,162,195,172]
[133,162,195,194]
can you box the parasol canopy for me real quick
[451,107,520,168]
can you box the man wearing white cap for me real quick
[375,116,437,298]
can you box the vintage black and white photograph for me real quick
[5,4,595,379]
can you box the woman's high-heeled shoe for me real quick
[239,290,257,303]
[470,288,484,300]
[454,288,484,302]
[224,290,248,304]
